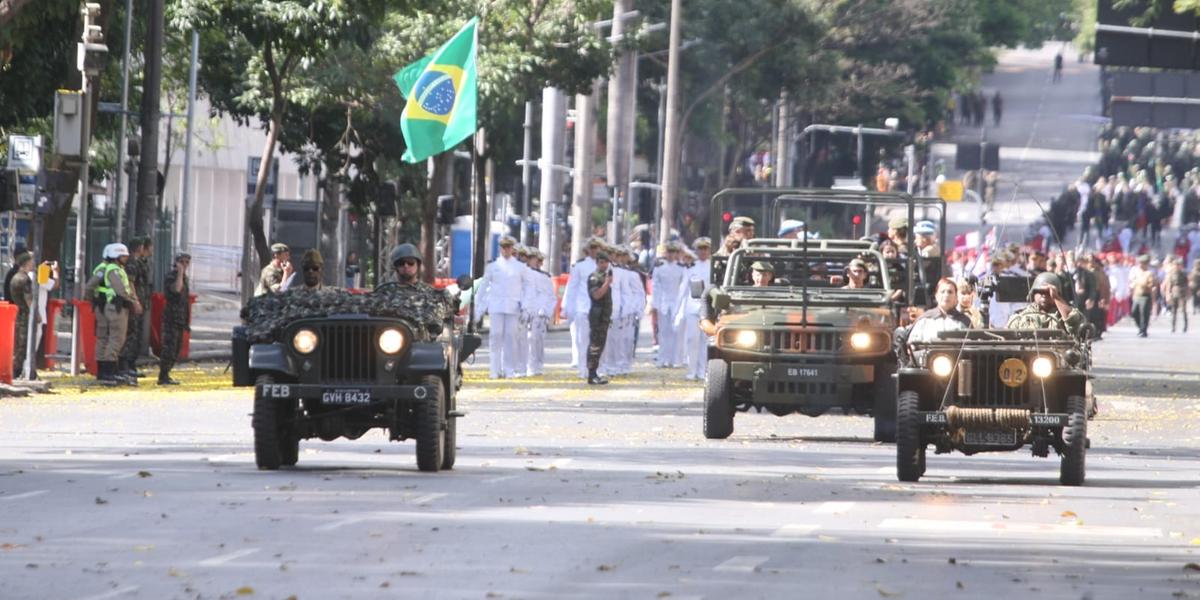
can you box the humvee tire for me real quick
[441,389,457,471]
[1060,395,1087,486]
[415,375,446,472]
[703,359,734,440]
[872,363,897,443]
[253,374,283,470]
[896,391,924,482]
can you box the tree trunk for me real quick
[248,111,281,268]
[419,153,453,284]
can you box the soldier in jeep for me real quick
[1007,272,1086,338]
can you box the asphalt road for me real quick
[2,315,1199,600]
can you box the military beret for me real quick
[750,260,774,272]
[888,217,908,230]
[498,236,516,248]
[300,249,323,267]
[693,237,712,249]
[271,243,290,254]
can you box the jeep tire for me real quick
[279,399,300,467]
[703,359,734,440]
[872,362,898,443]
[896,390,924,482]
[1060,395,1087,486]
[415,375,446,472]
[253,374,283,470]
[441,389,457,470]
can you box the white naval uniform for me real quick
[675,258,711,380]
[599,266,628,376]
[509,261,534,377]
[562,257,596,378]
[652,260,685,367]
[474,255,529,378]
[623,269,648,373]
[523,268,558,376]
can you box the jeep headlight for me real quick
[734,330,759,348]
[849,332,872,350]
[378,328,406,355]
[292,329,318,354]
[930,354,954,378]
[1031,356,1054,378]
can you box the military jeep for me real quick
[231,277,480,472]
[896,327,1093,485]
[703,244,900,440]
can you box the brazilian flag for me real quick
[394,17,478,163]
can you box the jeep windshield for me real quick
[724,247,891,307]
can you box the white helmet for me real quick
[103,243,130,259]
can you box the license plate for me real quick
[784,366,824,379]
[321,389,372,405]
[964,430,1017,446]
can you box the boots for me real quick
[111,361,138,386]
[96,361,119,386]
[157,367,180,386]
[587,369,608,385]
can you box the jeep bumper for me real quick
[256,383,437,406]
[730,361,874,405]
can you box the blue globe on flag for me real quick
[414,70,457,116]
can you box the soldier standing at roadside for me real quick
[8,252,33,377]
[586,251,614,385]
[158,253,190,385]
[119,237,152,379]
[85,244,143,385]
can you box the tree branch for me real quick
[0,0,35,28]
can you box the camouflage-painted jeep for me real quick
[702,244,900,440]
[231,278,480,472]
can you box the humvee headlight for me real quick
[931,355,954,378]
[1031,356,1054,378]
[734,330,759,348]
[378,328,406,355]
[849,332,872,350]
[292,329,318,354]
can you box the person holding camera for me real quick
[255,243,292,296]
[84,243,143,385]
[585,251,615,385]
[158,253,191,385]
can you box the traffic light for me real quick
[722,211,733,223]
[78,3,108,76]
[851,214,862,226]
[436,195,456,225]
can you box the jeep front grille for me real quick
[958,353,1033,409]
[772,330,842,353]
[319,323,377,383]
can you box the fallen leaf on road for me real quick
[597,564,616,572]
[94,497,108,505]
[1,543,26,551]
[876,584,899,597]
[1184,563,1200,572]
[1060,511,1077,518]
[948,557,957,565]
[957,581,965,589]
[137,471,152,478]
[235,586,254,595]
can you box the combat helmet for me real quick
[390,243,422,266]
[1028,271,1062,301]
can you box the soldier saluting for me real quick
[1007,272,1086,337]
[255,243,293,296]
[586,251,615,385]
[157,253,190,386]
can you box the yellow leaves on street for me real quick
[235,586,255,595]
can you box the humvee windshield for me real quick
[724,247,891,303]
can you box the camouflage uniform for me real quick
[586,268,613,373]
[241,285,451,344]
[1006,304,1086,337]
[255,262,287,296]
[10,271,31,377]
[120,253,151,371]
[159,266,190,381]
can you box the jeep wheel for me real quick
[896,391,924,482]
[441,392,457,470]
[703,359,734,439]
[415,376,446,472]
[279,400,300,467]
[252,374,282,470]
[872,362,898,443]
[1060,395,1087,486]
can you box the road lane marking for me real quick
[483,475,518,484]
[76,586,139,600]
[409,493,447,505]
[879,518,1163,538]
[549,458,573,469]
[1,490,48,502]
[814,502,855,515]
[198,548,261,566]
[314,517,365,532]
[771,524,819,537]
[713,555,769,573]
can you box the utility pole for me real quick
[538,87,567,272]
[659,0,682,247]
[519,101,533,245]
[178,29,198,253]
[135,0,164,237]
[570,83,599,266]
[774,91,792,187]
[606,0,637,246]
[113,0,132,240]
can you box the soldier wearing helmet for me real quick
[1006,272,1086,337]
[84,243,144,385]
[390,243,431,289]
